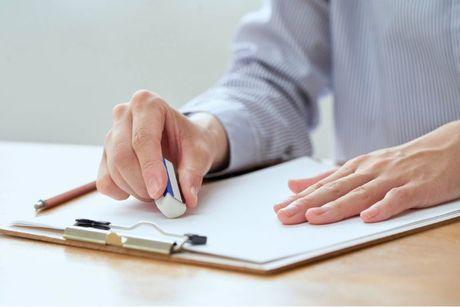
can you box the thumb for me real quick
[177,153,211,208]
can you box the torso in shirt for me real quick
[330,0,460,160]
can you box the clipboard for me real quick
[2,211,460,275]
[1,141,460,275]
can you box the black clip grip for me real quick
[184,233,207,245]
[75,219,111,230]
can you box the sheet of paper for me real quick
[2,142,460,264]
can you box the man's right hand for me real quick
[96,89,229,208]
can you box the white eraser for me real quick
[154,159,187,218]
[155,194,187,219]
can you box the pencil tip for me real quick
[34,199,46,211]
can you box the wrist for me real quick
[188,112,229,171]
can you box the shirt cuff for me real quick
[180,99,261,175]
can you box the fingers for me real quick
[96,152,129,200]
[177,166,203,209]
[288,167,339,193]
[105,103,150,201]
[277,172,373,225]
[176,139,213,208]
[101,89,219,208]
[274,166,352,213]
[305,178,394,224]
[361,185,417,223]
[130,92,167,199]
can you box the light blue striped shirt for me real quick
[182,0,460,172]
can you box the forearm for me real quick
[182,0,331,173]
[182,75,314,174]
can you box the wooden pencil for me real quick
[34,180,97,212]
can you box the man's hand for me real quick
[274,121,460,225]
[96,90,228,208]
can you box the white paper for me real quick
[2,142,460,264]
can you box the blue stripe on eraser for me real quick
[163,159,174,197]
[162,159,183,202]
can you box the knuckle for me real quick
[379,176,401,188]
[130,96,148,112]
[383,188,406,213]
[352,186,371,201]
[111,144,133,166]
[352,154,370,165]
[341,159,356,170]
[387,188,408,202]
[366,158,392,172]
[112,103,128,120]
[131,90,165,111]
[354,172,374,182]
[324,181,345,197]
[294,196,312,207]
[131,89,154,102]
[284,195,300,204]
[140,158,162,173]
[338,165,354,175]
[149,97,168,112]
[376,148,394,158]
[132,128,153,150]
[311,181,325,191]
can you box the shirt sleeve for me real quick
[181,0,331,174]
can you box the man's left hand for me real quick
[274,121,460,224]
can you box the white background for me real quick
[0,0,333,158]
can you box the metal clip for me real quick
[63,219,206,255]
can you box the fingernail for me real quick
[274,200,289,209]
[148,177,161,199]
[308,207,331,216]
[189,186,200,208]
[308,207,329,216]
[280,204,300,217]
[191,186,200,197]
[362,207,379,220]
